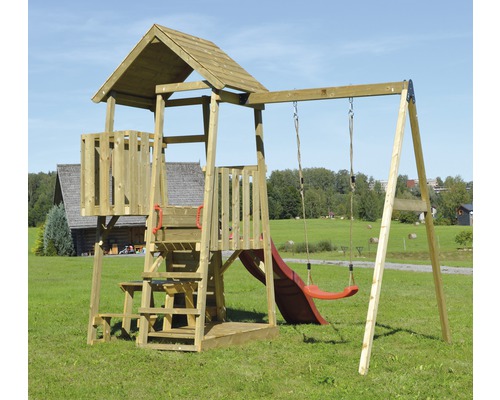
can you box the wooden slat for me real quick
[156,80,211,94]
[139,307,201,315]
[211,172,220,250]
[142,271,203,279]
[252,170,261,247]
[221,168,230,249]
[163,135,206,144]
[158,206,200,227]
[82,135,95,216]
[242,170,250,249]
[244,81,407,105]
[99,134,110,214]
[140,343,198,352]
[128,131,139,214]
[156,229,202,243]
[231,169,240,250]
[113,131,125,214]
[393,198,427,212]
[139,131,150,214]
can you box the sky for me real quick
[26,0,474,182]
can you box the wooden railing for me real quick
[80,130,158,216]
[209,166,264,251]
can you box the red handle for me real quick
[153,204,163,234]
[196,205,204,229]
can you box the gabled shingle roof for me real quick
[92,24,268,109]
[55,163,205,229]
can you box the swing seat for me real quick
[303,284,358,300]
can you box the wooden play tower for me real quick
[84,24,450,375]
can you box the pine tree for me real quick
[43,204,75,256]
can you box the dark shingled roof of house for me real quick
[55,163,205,229]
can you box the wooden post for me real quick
[101,92,115,214]
[254,108,277,327]
[87,216,106,344]
[359,87,408,375]
[194,90,220,350]
[87,94,116,344]
[407,86,451,343]
[137,93,165,346]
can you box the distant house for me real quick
[54,163,205,256]
[457,203,473,226]
[418,206,437,222]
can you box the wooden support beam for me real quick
[156,80,211,94]
[359,88,409,375]
[138,93,166,347]
[243,81,407,105]
[194,90,221,350]
[163,135,206,144]
[254,108,277,327]
[393,198,428,212]
[408,92,451,344]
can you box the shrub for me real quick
[455,230,473,248]
[32,223,46,256]
[317,240,333,252]
[43,204,75,256]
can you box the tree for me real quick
[43,204,75,256]
[435,176,471,225]
[358,190,379,221]
[28,171,57,227]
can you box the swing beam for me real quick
[238,79,450,376]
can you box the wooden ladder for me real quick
[137,225,224,351]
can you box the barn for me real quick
[457,203,473,226]
[54,163,204,255]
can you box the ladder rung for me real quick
[142,272,203,279]
[139,307,201,315]
[148,330,195,340]
[139,343,198,352]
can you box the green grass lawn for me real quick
[269,218,473,268]
[27,225,472,399]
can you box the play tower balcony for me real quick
[80,130,156,217]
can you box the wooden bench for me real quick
[94,280,200,341]
[118,280,169,336]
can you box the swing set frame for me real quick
[242,79,451,375]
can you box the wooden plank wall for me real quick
[81,130,154,216]
[210,166,263,251]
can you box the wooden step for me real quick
[148,329,196,340]
[142,271,203,279]
[153,241,200,251]
[139,343,198,352]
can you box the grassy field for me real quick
[27,225,472,399]
[269,218,473,268]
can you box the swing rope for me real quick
[293,101,312,286]
[348,97,356,287]
[292,100,358,300]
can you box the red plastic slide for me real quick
[238,241,328,325]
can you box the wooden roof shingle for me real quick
[93,24,268,109]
